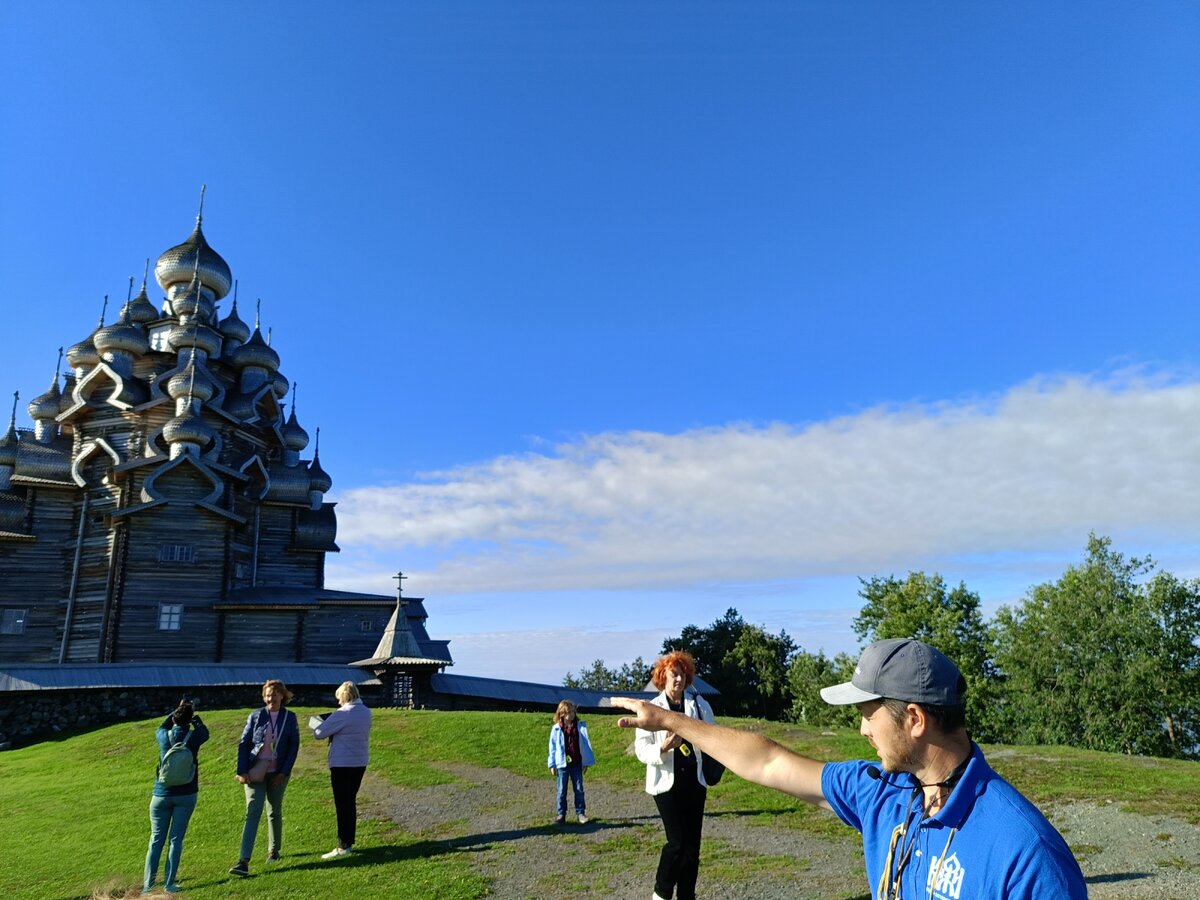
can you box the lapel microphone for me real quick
[867,766,917,790]
[867,756,971,792]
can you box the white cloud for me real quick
[440,626,674,683]
[330,370,1200,598]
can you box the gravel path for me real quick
[1046,800,1200,899]
[361,764,1200,899]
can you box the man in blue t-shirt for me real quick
[610,638,1088,900]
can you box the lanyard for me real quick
[876,755,970,900]
[878,787,923,900]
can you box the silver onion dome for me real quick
[167,322,222,358]
[154,221,232,300]
[232,328,280,373]
[163,410,216,449]
[219,300,251,345]
[168,270,217,323]
[308,453,332,494]
[94,317,149,358]
[121,282,160,325]
[281,408,309,452]
[66,332,100,369]
[166,360,217,404]
[27,379,61,421]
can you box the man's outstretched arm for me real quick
[607,696,830,809]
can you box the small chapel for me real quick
[0,198,451,676]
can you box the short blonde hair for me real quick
[336,680,360,703]
[262,679,294,704]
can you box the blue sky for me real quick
[3,3,1200,682]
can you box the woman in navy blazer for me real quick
[228,679,300,878]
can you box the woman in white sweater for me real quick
[634,651,716,900]
[312,680,373,859]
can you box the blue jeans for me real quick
[555,762,585,817]
[240,775,288,860]
[144,792,197,890]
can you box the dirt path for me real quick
[359,764,1200,899]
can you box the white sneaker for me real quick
[321,846,353,859]
[577,814,589,824]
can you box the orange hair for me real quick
[651,651,697,691]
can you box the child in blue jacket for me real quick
[547,699,595,824]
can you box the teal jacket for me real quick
[153,714,209,797]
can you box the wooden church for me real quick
[0,200,451,674]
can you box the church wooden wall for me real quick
[111,500,230,661]
[0,485,76,662]
[220,609,302,660]
[255,504,321,588]
[303,605,391,663]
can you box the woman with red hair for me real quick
[634,650,716,900]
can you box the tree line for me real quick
[563,534,1200,760]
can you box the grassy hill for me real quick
[1,707,1197,899]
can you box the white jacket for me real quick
[633,688,716,795]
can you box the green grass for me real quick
[979,742,1200,822]
[0,708,489,900]
[2,707,1198,899]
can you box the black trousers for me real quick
[653,773,707,900]
[330,765,366,849]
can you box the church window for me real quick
[0,608,26,634]
[391,674,414,708]
[359,619,375,632]
[158,603,183,631]
[148,325,172,352]
[159,544,195,563]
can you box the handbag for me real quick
[701,752,726,786]
[246,708,289,782]
[688,689,725,786]
[246,756,271,783]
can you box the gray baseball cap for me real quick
[820,638,965,706]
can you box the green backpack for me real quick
[158,738,196,787]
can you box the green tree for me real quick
[663,608,801,718]
[992,534,1200,758]
[724,625,797,719]
[563,657,652,692]
[662,607,746,685]
[853,571,999,740]
[1144,572,1200,756]
[662,608,746,713]
[787,649,859,729]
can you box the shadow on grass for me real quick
[290,816,662,872]
[135,816,668,894]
